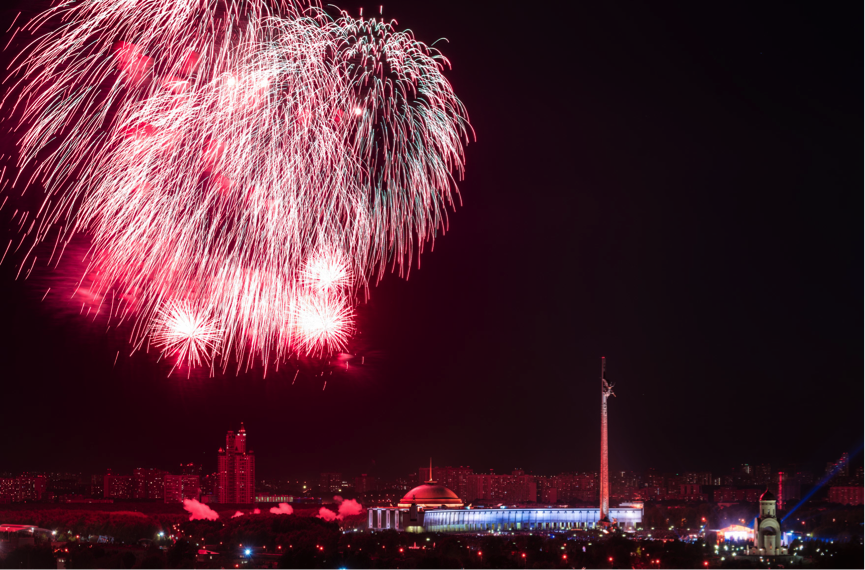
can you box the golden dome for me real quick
[397,483,464,508]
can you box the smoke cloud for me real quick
[269,503,293,515]
[231,511,244,518]
[333,495,344,504]
[318,499,363,522]
[183,499,219,521]
[253,508,261,514]
[338,499,363,518]
[318,507,338,522]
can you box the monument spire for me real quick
[600,356,615,522]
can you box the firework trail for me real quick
[151,301,222,371]
[2,0,470,373]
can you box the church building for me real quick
[750,489,786,556]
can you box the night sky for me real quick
[0,1,860,481]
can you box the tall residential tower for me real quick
[217,423,255,503]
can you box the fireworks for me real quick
[2,0,469,373]
[152,302,222,371]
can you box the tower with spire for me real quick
[599,357,615,523]
[217,423,255,504]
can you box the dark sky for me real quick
[0,1,861,481]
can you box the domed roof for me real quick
[397,483,464,508]
[760,489,776,501]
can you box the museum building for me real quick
[368,480,643,533]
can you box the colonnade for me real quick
[369,507,643,533]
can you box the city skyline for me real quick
[2,434,859,489]
[3,453,862,508]
[0,405,862,481]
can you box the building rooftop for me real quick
[397,483,464,508]
[760,489,776,502]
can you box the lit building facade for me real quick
[413,467,605,505]
[368,481,642,533]
[0,475,47,503]
[320,473,342,494]
[164,474,201,503]
[355,474,379,494]
[104,473,133,499]
[369,504,642,532]
[828,486,863,506]
[217,423,255,503]
[777,472,800,509]
[419,466,473,499]
[420,506,642,532]
[256,494,294,503]
[713,487,763,503]
[133,468,167,500]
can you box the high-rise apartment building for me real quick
[0,478,14,503]
[837,453,850,477]
[181,463,202,476]
[217,423,255,503]
[133,468,167,500]
[104,472,134,499]
[320,473,342,494]
[463,472,538,503]
[754,463,772,485]
[828,486,863,506]
[90,474,104,498]
[777,472,800,510]
[355,474,379,494]
[418,466,473,500]
[825,453,852,480]
[683,472,712,485]
[0,474,47,503]
[164,474,201,503]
